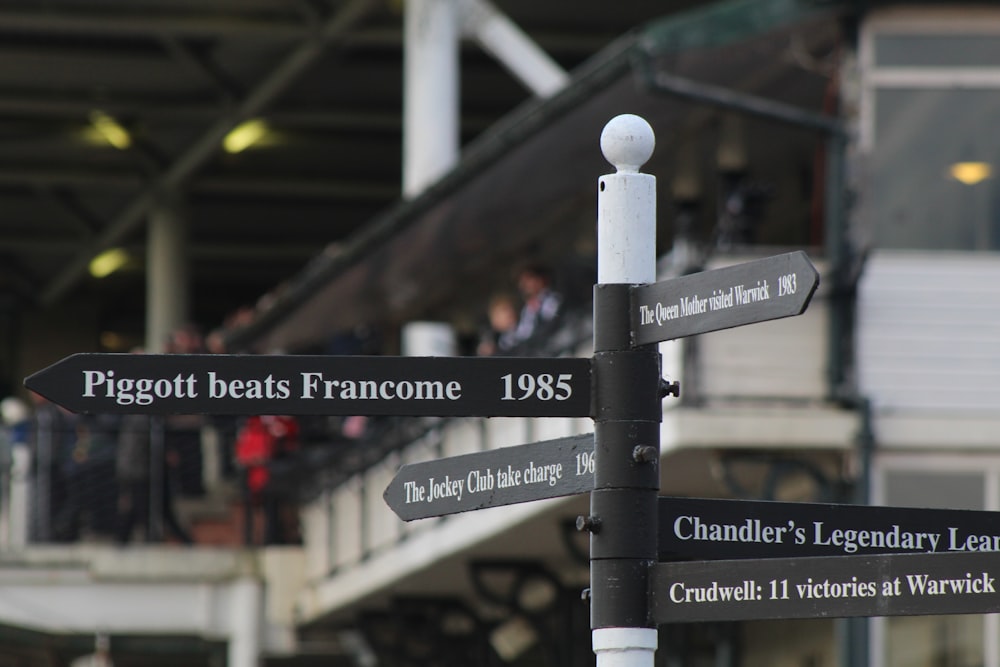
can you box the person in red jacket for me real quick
[235,415,298,545]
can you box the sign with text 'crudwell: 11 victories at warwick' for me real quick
[24,353,592,418]
[652,551,1000,624]
[631,251,820,346]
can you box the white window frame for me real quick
[858,8,1000,153]
[871,452,1000,667]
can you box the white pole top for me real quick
[600,114,655,174]
[597,114,656,285]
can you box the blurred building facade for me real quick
[2,1,1000,665]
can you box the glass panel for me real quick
[876,34,1000,67]
[741,619,834,667]
[887,614,984,667]
[870,88,1000,251]
[883,470,984,510]
[881,469,986,667]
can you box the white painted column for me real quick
[459,0,568,98]
[7,446,29,547]
[146,197,189,352]
[228,576,263,667]
[403,0,460,198]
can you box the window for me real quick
[861,11,1000,251]
[873,455,1000,667]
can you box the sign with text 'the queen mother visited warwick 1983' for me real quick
[631,251,819,346]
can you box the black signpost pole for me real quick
[587,114,662,666]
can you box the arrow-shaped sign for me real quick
[631,251,819,346]
[384,433,595,521]
[24,353,592,418]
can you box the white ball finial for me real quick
[600,114,654,173]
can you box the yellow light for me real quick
[89,248,130,278]
[948,161,992,186]
[223,118,269,154]
[88,110,132,150]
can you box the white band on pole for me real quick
[597,114,656,285]
[593,627,658,667]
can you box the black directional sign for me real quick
[659,496,1000,561]
[651,550,1000,623]
[631,251,819,346]
[384,433,595,521]
[24,353,592,418]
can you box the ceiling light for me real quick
[89,247,129,278]
[88,110,132,150]
[223,118,269,154]
[948,161,992,186]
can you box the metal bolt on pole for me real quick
[591,114,660,666]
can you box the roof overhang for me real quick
[227,0,848,353]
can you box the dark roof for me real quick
[226,0,847,353]
[0,0,847,365]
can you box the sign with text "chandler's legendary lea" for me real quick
[24,353,592,418]
[631,251,819,346]
[659,497,1000,561]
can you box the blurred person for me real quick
[477,292,519,356]
[0,396,30,446]
[235,415,299,545]
[48,409,118,542]
[116,414,192,545]
[509,263,563,353]
[1,396,31,545]
[115,413,150,544]
[164,323,207,497]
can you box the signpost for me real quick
[659,496,1000,561]
[384,433,594,521]
[31,113,986,666]
[24,353,591,418]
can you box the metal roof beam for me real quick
[0,12,613,55]
[0,167,396,200]
[0,10,312,39]
[0,236,320,260]
[39,0,381,305]
[0,94,507,133]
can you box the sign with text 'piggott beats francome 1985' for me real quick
[631,251,819,347]
[24,353,592,418]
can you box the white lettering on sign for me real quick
[298,372,462,401]
[78,369,468,405]
[500,373,573,401]
[671,512,1000,556]
[82,370,200,406]
[401,456,585,506]
[207,372,291,399]
[642,279,773,327]
[665,571,997,607]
